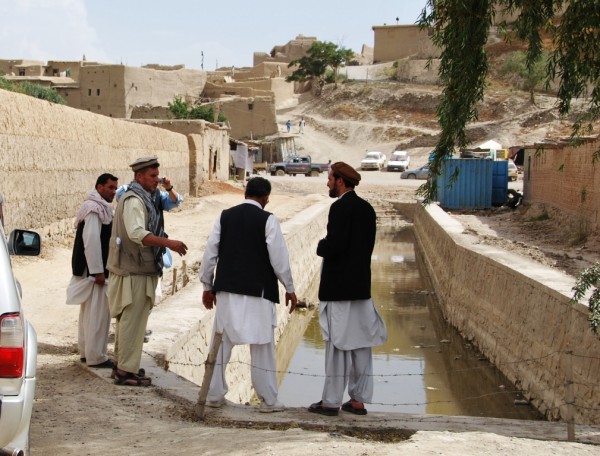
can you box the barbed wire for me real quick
[140,348,600,415]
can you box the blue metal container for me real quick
[437,159,493,209]
[492,160,509,206]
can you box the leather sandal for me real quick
[308,400,339,416]
[111,366,145,379]
[114,370,151,387]
[341,400,367,415]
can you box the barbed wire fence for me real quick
[142,344,599,439]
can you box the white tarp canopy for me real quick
[478,140,502,150]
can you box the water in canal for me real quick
[277,225,542,420]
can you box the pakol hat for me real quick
[331,161,361,186]
[130,155,160,172]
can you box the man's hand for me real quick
[161,176,173,190]
[168,239,188,256]
[202,290,216,310]
[94,272,106,285]
[285,292,297,314]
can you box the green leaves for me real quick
[417,0,600,203]
[167,96,227,122]
[572,262,600,335]
[0,75,66,104]
[287,41,354,94]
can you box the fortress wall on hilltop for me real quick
[0,89,189,235]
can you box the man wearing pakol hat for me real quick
[107,156,188,386]
[308,161,387,417]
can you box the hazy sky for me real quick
[0,0,428,70]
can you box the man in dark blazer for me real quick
[309,162,387,417]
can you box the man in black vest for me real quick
[308,162,387,417]
[66,173,118,368]
[200,176,297,412]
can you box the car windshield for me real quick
[392,153,407,160]
[365,153,380,159]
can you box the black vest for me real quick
[212,203,279,303]
[72,220,112,277]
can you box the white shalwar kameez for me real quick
[319,299,387,408]
[65,212,111,365]
[200,200,295,406]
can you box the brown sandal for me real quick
[114,370,151,387]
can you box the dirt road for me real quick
[12,171,599,455]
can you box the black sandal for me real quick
[111,366,145,379]
[114,370,151,387]
[308,400,339,416]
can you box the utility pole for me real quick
[201,51,204,70]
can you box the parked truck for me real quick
[269,155,329,177]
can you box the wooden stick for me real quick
[171,268,177,295]
[182,260,189,287]
[195,332,223,420]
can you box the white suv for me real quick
[0,229,41,456]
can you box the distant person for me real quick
[299,117,305,134]
[199,176,297,412]
[286,119,291,133]
[66,173,119,369]
[308,162,387,417]
[327,159,332,171]
[107,156,188,387]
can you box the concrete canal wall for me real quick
[413,202,600,425]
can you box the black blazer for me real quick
[317,191,376,301]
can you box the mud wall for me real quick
[127,119,230,194]
[524,140,600,232]
[157,200,331,404]
[0,89,189,235]
[414,202,600,424]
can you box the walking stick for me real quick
[195,331,223,420]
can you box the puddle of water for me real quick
[278,226,542,420]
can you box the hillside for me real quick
[282,75,586,168]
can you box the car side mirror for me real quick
[8,229,41,256]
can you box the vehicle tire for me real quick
[407,174,416,179]
[276,169,285,176]
[310,170,319,177]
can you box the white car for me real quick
[1,229,41,456]
[387,151,411,172]
[361,151,387,170]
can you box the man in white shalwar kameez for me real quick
[66,173,118,368]
[200,177,297,412]
[309,162,387,417]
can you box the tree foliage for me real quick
[0,75,66,104]
[287,41,354,95]
[500,50,549,102]
[417,0,600,203]
[168,96,227,122]
[572,262,600,335]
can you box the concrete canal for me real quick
[277,225,542,420]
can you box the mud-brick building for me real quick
[56,64,207,119]
[371,24,441,63]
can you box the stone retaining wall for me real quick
[414,202,600,424]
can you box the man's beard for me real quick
[328,186,338,198]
